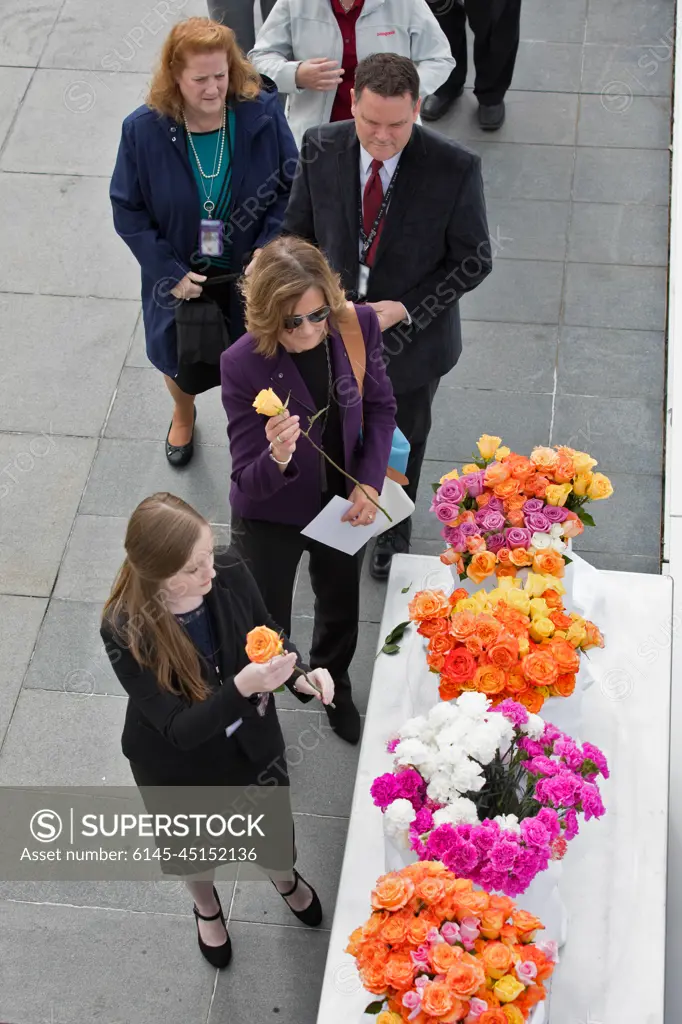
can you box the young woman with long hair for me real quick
[101,492,333,967]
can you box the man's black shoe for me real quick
[421,86,464,122]
[324,696,361,745]
[478,101,506,131]
[370,530,409,582]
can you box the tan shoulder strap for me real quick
[337,301,366,398]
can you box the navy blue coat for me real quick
[110,87,298,378]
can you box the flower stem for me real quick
[292,666,335,709]
[300,426,393,523]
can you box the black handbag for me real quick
[174,273,237,366]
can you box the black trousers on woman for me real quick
[426,0,522,107]
[229,514,364,706]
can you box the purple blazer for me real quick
[220,304,397,527]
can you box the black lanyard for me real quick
[204,604,222,686]
[359,161,400,264]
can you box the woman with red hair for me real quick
[111,17,297,468]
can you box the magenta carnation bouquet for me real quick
[372,696,609,897]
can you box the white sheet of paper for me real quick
[301,495,382,555]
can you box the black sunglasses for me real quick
[283,305,331,331]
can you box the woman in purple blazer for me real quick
[221,237,397,744]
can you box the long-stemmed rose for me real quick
[245,625,334,707]
[253,388,392,522]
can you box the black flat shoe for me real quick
[421,86,464,122]
[370,529,410,582]
[166,406,196,468]
[478,101,506,131]
[273,869,323,927]
[325,695,361,745]
[193,885,232,968]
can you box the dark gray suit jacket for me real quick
[283,120,492,395]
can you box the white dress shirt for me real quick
[357,146,410,324]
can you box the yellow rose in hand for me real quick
[494,975,526,1003]
[253,388,285,417]
[477,434,503,460]
[572,472,592,497]
[440,468,460,483]
[545,483,572,507]
[587,472,613,500]
[529,616,555,642]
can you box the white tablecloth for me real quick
[316,553,672,1023]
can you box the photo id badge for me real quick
[357,262,370,299]
[200,219,224,257]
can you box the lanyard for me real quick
[359,161,400,263]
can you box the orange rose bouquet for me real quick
[432,437,613,584]
[407,579,604,713]
[346,861,557,1022]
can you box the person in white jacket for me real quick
[248,0,455,148]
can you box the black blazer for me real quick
[100,553,312,787]
[282,120,492,395]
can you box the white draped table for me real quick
[316,554,672,1024]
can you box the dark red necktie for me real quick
[362,158,384,267]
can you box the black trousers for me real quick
[391,378,440,546]
[207,0,278,51]
[229,515,364,701]
[426,0,522,106]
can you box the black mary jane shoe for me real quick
[193,885,233,968]
[272,869,323,927]
[165,406,197,468]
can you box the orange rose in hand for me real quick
[245,625,284,663]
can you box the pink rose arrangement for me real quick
[372,696,609,897]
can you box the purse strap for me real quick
[336,302,408,486]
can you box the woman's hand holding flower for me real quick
[342,484,381,527]
[265,410,300,466]
[294,667,335,705]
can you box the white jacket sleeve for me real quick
[248,0,303,95]
[409,0,457,97]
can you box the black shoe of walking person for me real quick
[421,85,464,122]
[193,885,232,968]
[324,686,361,745]
[478,101,506,131]
[272,869,323,927]
[369,527,410,582]
[166,406,197,467]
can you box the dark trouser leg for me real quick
[228,516,304,637]
[392,378,441,546]
[207,0,257,51]
[466,0,522,106]
[307,540,364,700]
[425,0,468,96]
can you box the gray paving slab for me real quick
[582,551,662,572]
[572,147,671,205]
[81,439,232,521]
[581,42,674,96]
[459,258,565,323]
[0,171,140,299]
[1,69,150,176]
[474,142,575,201]
[39,0,208,72]
[563,263,668,329]
[520,0,588,42]
[278,617,381,714]
[0,688,128,785]
[0,0,62,66]
[0,899,215,1024]
[568,202,670,266]
[570,471,663,558]
[230,811,348,928]
[486,198,570,261]
[551,394,664,475]
[438,89,579,146]
[444,322,559,392]
[426,387,553,460]
[0,433,97,597]
[105,366,230,445]
[278,708,360,817]
[0,294,136,435]
[512,41,583,92]
[585,0,675,45]
[577,93,671,148]
[0,877,204,916]
[0,596,47,745]
[0,67,31,150]
[126,311,152,367]
[557,326,666,398]
[209,920,329,1024]
[53,513,127,603]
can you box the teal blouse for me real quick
[186,109,236,269]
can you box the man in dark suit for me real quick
[283,52,491,580]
